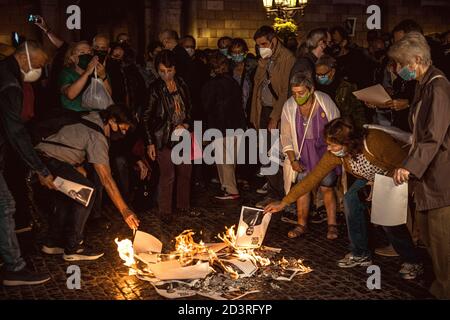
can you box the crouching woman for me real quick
[265,118,422,279]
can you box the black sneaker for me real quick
[2,269,51,286]
[63,245,104,262]
[310,206,328,224]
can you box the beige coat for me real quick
[250,41,295,129]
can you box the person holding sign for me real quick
[265,118,422,279]
[389,32,450,299]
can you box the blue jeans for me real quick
[344,179,371,257]
[345,178,420,263]
[0,171,26,272]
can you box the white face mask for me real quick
[185,47,195,57]
[21,42,42,83]
[259,47,273,59]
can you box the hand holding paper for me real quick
[353,84,392,106]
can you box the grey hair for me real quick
[316,54,337,69]
[92,34,110,46]
[290,72,315,90]
[388,31,432,67]
[159,29,179,42]
[306,28,327,51]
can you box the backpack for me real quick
[31,110,105,150]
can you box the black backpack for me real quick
[31,110,105,150]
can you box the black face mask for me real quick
[93,50,108,64]
[109,128,126,141]
[328,44,341,57]
[373,50,386,60]
[108,58,123,68]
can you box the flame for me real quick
[115,226,311,283]
[218,226,272,268]
[173,230,209,266]
[115,238,135,268]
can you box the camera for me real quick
[27,14,39,23]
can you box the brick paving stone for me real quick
[0,180,435,300]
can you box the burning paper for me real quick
[235,207,272,249]
[133,231,163,254]
[220,257,258,278]
[115,206,312,300]
[148,260,212,281]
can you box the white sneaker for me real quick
[337,253,372,268]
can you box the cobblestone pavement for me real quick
[0,181,435,300]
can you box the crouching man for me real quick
[36,104,140,261]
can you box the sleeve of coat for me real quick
[0,85,50,177]
[270,54,296,123]
[280,101,295,154]
[282,152,341,205]
[403,83,450,179]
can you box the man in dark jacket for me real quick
[0,41,55,286]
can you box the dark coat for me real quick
[0,56,49,176]
[404,66,450,211]
[201,74,247,134]
[143,77,192,150]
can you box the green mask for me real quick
[295,92,311,106]
[77,54,93,70]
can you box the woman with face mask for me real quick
[229,38,258,120]
[389,32,450,299]
[59,41,112,112]
[279,73,340,240]
[266,117,423,278]
[143,50,199,223]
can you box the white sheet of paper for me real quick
[148,260,211,280]
[353,84,392,105]
[53,177,94,207]
[235,207,272,249]
[371,174,408,226]
[135,253,158,264]
[133,231,163,254]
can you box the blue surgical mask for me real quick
[398,65,416,81]
[231,53,245,63]
[219,48,229,57]
[331,148,347,158]
[317,75,332,85]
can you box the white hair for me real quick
[388,32,432,66]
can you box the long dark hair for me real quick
[324,117,366,158]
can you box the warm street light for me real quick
[263,0,308,19]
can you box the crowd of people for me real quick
[0,15,449,299]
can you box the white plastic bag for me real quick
[81,68,114,110]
